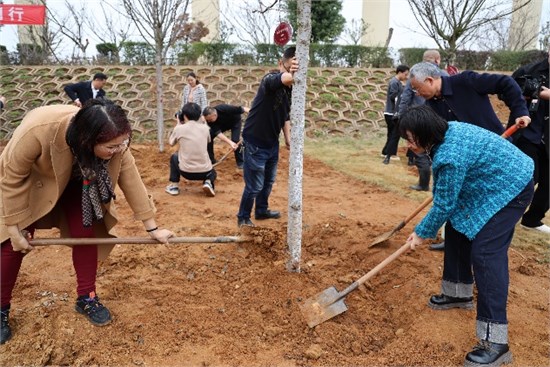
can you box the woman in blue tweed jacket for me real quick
[400,105,534,367]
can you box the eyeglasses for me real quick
[100,138,129,154]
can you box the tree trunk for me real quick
[155,52,165,152]
[286,0,312,273]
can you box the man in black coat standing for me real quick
[64,73,108,107]
[508,51,550,234]
[203,104,249,168]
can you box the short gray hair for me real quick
[410,62,442,82]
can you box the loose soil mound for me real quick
[1,144,548,366]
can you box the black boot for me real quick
[411,168,431,191]
[464,340,512,366]
[1,306,12,345]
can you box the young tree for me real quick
[406,0,532,62]
[286,0,344,43]
[44,0,91,61]
[287,0,311,273]
[341,18,370,46]
[84,2,132,62]
[121,0,195,152]
[220,0,278,47]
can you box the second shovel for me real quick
[369,196,433,247]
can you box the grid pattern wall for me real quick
[0,66,393,141]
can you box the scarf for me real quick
[80,161,116,227]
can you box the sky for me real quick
[0,0,549,55]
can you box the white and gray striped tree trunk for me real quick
[286,0,311,273]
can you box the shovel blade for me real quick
[299,286,348,328]
[369,229,395,247]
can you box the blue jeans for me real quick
[237,140,279,220]
[441,180,534,343]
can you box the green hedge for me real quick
[399,48,547,71]
[177,42,391,67]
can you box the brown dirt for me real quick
[1,143,548,366]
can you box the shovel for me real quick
[369,196,433,247]
[300,242,411,328]
[369,123,520,248]
[29,236,247,246]
[212,140,242,168]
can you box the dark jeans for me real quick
[169,153,217,188]
[208,122,243,166]
[442,180,534,326]
[237,140,279,220]
[515,136,549,227]
[385,117,401,156]
[381,114,396,155]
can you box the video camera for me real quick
[517,74,547,112]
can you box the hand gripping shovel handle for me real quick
[212,140,242,168]
[338,242,412,299]
[29,236,246,246]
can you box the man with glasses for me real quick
[236,46,298,227]
[408,62,530,135]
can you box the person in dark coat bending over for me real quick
[202,104,250,169]
[408,62,531,135]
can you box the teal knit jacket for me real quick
[415,121,534,240]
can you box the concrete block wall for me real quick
[0,66,393,141]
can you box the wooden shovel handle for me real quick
[402,196,434,225]
[29,236,246,246]
[339,242,411,298]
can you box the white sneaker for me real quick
[521,224,550,234]
[165,184,179,196]
[390,155,400,161]
[202,180,215,197]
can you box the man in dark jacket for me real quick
[64,73,108,107]
[236,46,298,227]
[409,62,530,135]
[202,104,250,168]
[509,51,550,234]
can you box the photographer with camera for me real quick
[508,50,550,234]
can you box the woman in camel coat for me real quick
[0,100,173,345]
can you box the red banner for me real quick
[0,4,46,25]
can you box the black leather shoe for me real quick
[429,242,445,251]
[428,294,474,310]
[409,185,429,191]
[464,340,512,367]
[1,308,12,345]
[238,218,255,227]
[383,156,390,165]
[255,210,281,220]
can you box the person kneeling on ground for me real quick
[400,105,534,367]
[166,102,217,197]
[0,99,174,345]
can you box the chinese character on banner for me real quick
[0,4,46,25]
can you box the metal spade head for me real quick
[369,228,397,247]
[299,286,348,328]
